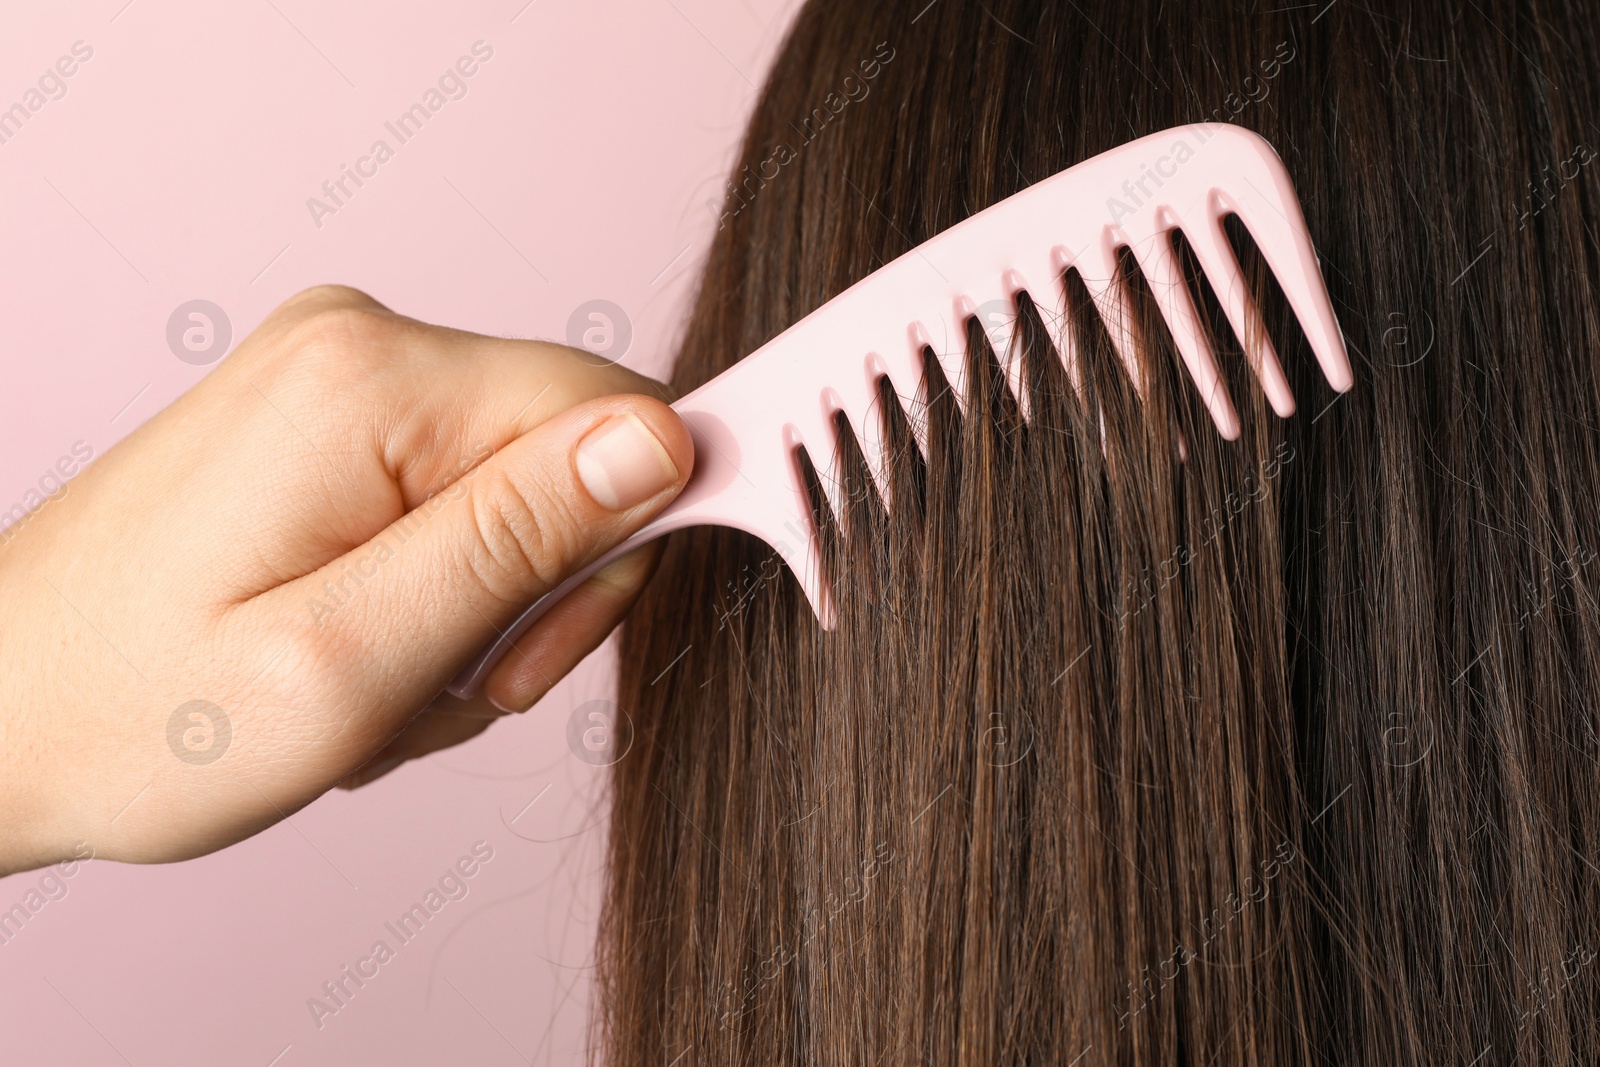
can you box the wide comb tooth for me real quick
[860,354,898,510]
[1128,216,1240,438]
[1210,183,1352,392]
[966,272,1034,421]
[916,309,970,420]
[874,329,926,406]
[902,321,940,455]
[951,294,986,391]
[880,329,930,463]
[1073,237,1147,401]
[779,424,836,626]
[807,388,850,531]
[827,362,888,523]
[1044,248,1088,398]
[1178,211,1295,416]
[955,272,1042,419]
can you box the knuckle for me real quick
[284,283,378,313]
[464,467,580,602]
[268,307,406,395]
[263,285,381,336]
[289,306,398,365]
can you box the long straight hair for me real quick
[598,1,1600,1062]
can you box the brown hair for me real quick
[597,1,1600,1062]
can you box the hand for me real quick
[0,286,694,875]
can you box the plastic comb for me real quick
[446,122,1351,698]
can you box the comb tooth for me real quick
[955,283,1036,416]
[831,363,887,516]
[967,292,1013,374]
[779,424,836,629]
[1081,271,1146,400]
[1213,186,1352,392]
[1067,233,1148,399]
[829,353,881,450]
[813,388,851,531]
[1044,248,1088,399]
[860,354,896,511]
[1180,211,1295,417]
[901,322,936,457]
[992,271,1033,421]
[876,327,926,409]
[782,402,843,533]
[796,530,834,628]
[957,291,1015,415]
[1129,222,1240,438]
[918,306,970,418]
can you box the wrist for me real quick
[0,584,74,876]
[0,740,72,877]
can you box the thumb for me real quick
[277,393,693,714]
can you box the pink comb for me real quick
[446,123,1351,698]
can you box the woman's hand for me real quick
[0,285,693,875]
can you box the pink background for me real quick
[0,1,798,1062]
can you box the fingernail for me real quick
[575,412,678,511]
